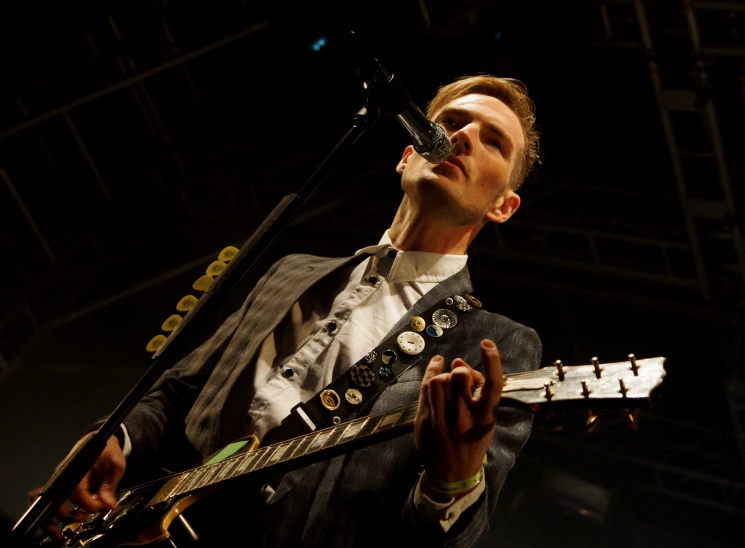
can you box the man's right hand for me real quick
[28,433,126,519]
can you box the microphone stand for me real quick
[12,45,412,545]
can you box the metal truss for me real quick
[527,410,745,516]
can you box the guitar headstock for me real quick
[502,355,666,419]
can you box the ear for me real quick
[486,189,521,224]
[396,145,414,174]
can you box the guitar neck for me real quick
[144,356,665,507]
[148,402,419,505]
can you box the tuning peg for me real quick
[193,275,215,292]
[592,357,602,379]
[623,408,640,431]
[161,314,183,332]
[544,410,564,431]
[176,295,198,312]
[146,334,167,352]
[585,409,600,433]
[553,359,565,381]
[206,260,227,277]
[218,246,239,262]
[628,354,639,376]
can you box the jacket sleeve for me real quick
[116,256,287,473]
[399,325,542,547]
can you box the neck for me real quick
[388,196,483,255]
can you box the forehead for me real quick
[434,93,525,151]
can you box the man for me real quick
[38,74,542,547]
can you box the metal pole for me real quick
[0,168,56,265]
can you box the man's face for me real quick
[396,93,524,226]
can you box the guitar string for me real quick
[105,364,622,502]
[113,402,420,500]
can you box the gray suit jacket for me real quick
[122,253,542,547]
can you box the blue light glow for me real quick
[311,37,327,52]
[494,31,503,40]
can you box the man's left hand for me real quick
[414,339,504,500]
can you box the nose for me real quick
[450,126,472,155]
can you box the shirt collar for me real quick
[355,230,468,283]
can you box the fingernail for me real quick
[482,340,496,349]
[432,355,444,363]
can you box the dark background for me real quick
[1,0,744,546]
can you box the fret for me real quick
[214,459,239,482]
[292,432,317,458]
[337,418,369,446]
[375,409,404,431]
[358,415,384,438]
[174,469,201,496]
[251,447,276,472]
[267,443,290,466]
[398,404,418,425]
[339,420,364,441]
[278,438,302,463]
[198,464,223,488]
[307,430,332,453]
[185,467,212,493]
[234,451,258,475]
[244,448,268,473]
[321,425,346,449]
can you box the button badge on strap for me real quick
[349,364,375,388]
[453,295,473,312]
[396,331,425,356]
[320,389,341,410]
[465,294,482,308]
[432,309,458,329]
[409,316,426,332]
[381,350,398,366]
[345,389,363,405]
[425,324,444,338]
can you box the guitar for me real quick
[36,355,666,547]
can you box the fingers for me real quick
[417,355,445,423]
[68,476,105,513]
[479,339,504,414]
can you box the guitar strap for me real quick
[261,292,486,446]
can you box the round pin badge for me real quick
[381,349,398,366]
[364,350,377,364]
[397,331,426,356]
[320,389,341,410]
[349,364,375,388]
[345,388,363,405]
[445,297,454,306]
[432,309,458,329]
[378,366,392,378]
[453,295,473,312]
[465,294,483,308]
[409,316,426,332]
[426,324,444,338]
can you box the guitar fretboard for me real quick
[158,402,420,502]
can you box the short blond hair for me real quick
[427,75,540,189]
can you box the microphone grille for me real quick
[417,125,452,164]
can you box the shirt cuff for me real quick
[119,424,132,459]
[413,469,486,533]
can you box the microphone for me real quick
[353,46,452,164]
[396,101,453,164]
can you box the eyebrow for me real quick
[437,106,515,157]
